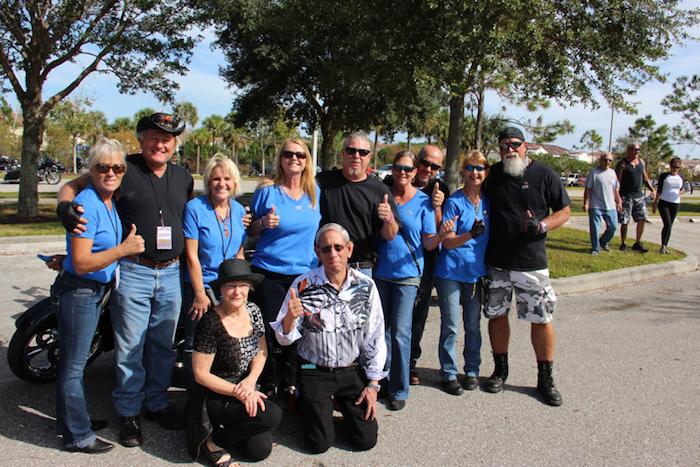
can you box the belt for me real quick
[348,261,373,270]
[126,255,179,269]
[299,358,358,373]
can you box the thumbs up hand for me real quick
[121,223,145,255]
[378,194,394,223]
[431,182,444,209]
[282,287,304,332]
[262,204,279,229]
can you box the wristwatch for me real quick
[367,382,381,392]
[539,221,549,233]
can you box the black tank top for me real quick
[617,159,644,197]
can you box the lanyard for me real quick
[102,198,120,244]
[211,198,234,259]
[147,165,171,225]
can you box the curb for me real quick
[552,252,698,295]
[0,235,65,255]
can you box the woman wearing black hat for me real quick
[187,259,282,465]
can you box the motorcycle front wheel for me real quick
[45,170,61,185]
[7,314,104,384]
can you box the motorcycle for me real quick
[7,257,185,385]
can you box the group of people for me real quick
[583,143,686,256]
[50,113,572,464]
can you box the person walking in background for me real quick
[374,151,441,410]
[653,157,686,254]
[616,143,655,253]
[583,152,622,255]
[248,138,321,400]
[182,154,247,390]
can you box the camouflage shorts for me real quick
[484,267,557,324]
[618,194,647,224]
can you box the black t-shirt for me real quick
[484,160,570,270]
[116,154,193,261]
[616,158,645,197]
[318,169,396,264]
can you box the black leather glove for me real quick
[56,201,83,233]
[524,216,541,237]
[470,219,485,238]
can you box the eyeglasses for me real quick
[465,164,486,172]
[318,244,346,254]
[418,158,441,171]
[344,147,371,157]
[95,163,126,174]
[499,141,523,151]
[393,164,415,173]
[282,150,307,159]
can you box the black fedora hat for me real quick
[211,259,264,289]
[136,112,185,136]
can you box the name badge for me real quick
[157,225,172,250]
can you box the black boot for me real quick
[483,353,508,393]
[537,361,563,406]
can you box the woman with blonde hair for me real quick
[434,150,490,395]
[248,137,320,399]
[182,154,247,390]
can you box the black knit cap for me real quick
[497,126,525,142]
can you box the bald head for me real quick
[415,145,444,188]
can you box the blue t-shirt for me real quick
[183,195,247,285]
[250,184,321,275]
[434,190,490,283]
[374,190,437,280]
[63,184,123,284]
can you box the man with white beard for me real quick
[482,127,570,406]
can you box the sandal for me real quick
[203,443,234,467]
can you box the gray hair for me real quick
[315,223,351,246]
[342,132,371,150]
[88,138,126,172]
[203,153,241,196]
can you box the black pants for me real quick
[298,366,378,453]
[206,393,282,461]
[410,247,437,369]
[251,266,299,391]
[658,199,680,246]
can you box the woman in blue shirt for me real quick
[248,138,320,399]
[55,138,145,453]
[374,151,442,410]
[183,154,247,390]
[434,150,490,395]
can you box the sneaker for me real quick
[143,405,185,430]
[590,250,599,256]
[659,245,670,254]
[619,243,627,252]
[119,416,142,447]
[631,242,648,253]
[599,239,610,252]
[440,380,464,396]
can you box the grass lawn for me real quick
[0,203,63,236]
[565,196,700,217]
[546,227,684,278]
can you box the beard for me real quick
[503,155,528,178]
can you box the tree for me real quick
[623,115,674,176]
[577,130,604,153]
[47,98,93,173]
[662,75,700,145]
[0,1,202,217]
[173,101,199,165]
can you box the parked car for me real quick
[376,164,392,180]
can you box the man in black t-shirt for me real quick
[615,143,655,253]
[317,133,398,277]
[58,113,193,445]
[482,127,570,407]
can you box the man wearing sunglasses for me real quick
[272,223,386,453]
[58,112,193,446]
[482,126,570,407]
[317,133,398,277]
[615,143,655,253]
[583,153,622,254]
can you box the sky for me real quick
[5,1,700,158]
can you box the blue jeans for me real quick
[375,278,418,401]
[436,278,483,381]
[588,208,617,251]
[112,259,182,416]
[55,273,108,448]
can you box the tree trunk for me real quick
[196,145,201,174]
[72,137,78,173]
[474,81,485,151]
[17,100,45,219]
[319,115,338,170]
[373,130,379,169]
[407,133,412,152]
[446,93,465,193]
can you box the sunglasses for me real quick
[393,164,415,173]
[318,244,346,254]
[629,147,641,152]
[603,159,614,163]
[96,163,126,174]
[282,150,307,159]
[499,141,523,151]
[418,158,441,171]
[465,164,486,172]
[344,147,371,157]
